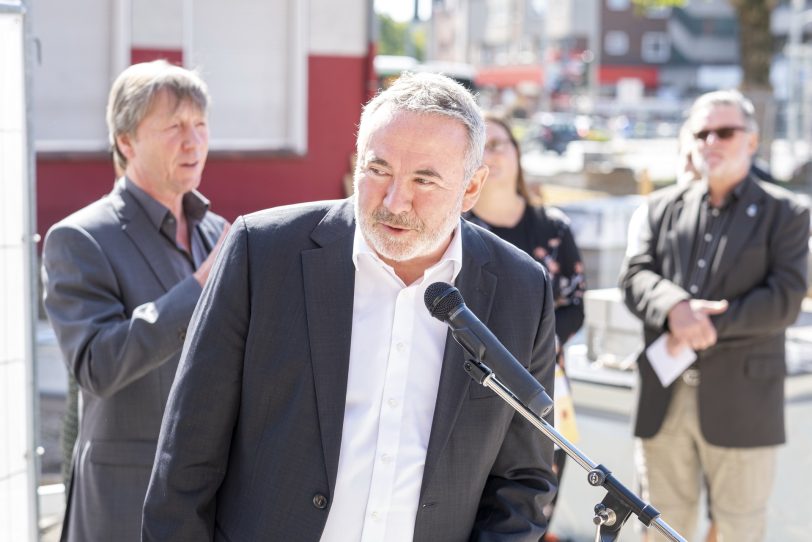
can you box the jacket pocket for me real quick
[744,357,785,379]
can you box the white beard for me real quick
[355,191,463,262]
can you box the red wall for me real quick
[36,54,367,237]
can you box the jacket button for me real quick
[312,493,328,509]
[179,329,186,341]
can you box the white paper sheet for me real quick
[646,334,696,387]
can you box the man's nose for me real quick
[703,132,722,146]
[182,124,206,148]
[383,178,413,215]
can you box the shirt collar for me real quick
[123,176,210,230]
[700,174,750,210]
[352,219,464,284]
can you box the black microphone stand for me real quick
[460,357,686,542]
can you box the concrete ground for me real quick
[546,372,812,541]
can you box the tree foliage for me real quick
[729,0,779,89]
[630,0,776,89]
[377,14,426,61]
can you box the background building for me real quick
[33,0,375,237]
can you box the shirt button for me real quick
[705,233,712,242]
[371,511,380,521]
[697,259,706,268]
[690,285,699,294]
[387,398,398,408]
[395,342,405,352]
[381,453,393,464]
[711,208,720,217]
[312,493,328,509]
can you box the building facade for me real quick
[32,0,374,235]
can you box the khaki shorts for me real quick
[635,379,777,542]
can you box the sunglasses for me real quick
[693,126,747,142]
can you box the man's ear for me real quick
[116,133,135,161]
[461,165,489,213]
[746,130,759,156]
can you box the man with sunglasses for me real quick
[620,89,809,542]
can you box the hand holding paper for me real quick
[646,333,696,387]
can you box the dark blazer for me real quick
[142,198,557,541]
[41,178,226,542]
[620,176,809,447]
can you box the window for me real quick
[32,0,309,154]
[641,32,670,63]
[607,0,630,11]
[604,31,629,56]
[189,0,307,152]
[33,0,126,151]
[645,6,671,19]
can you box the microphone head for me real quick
[424,282,463,321]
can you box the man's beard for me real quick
[356,194,463,263]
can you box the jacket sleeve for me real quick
[41,223,203,398]
[472,267,558,541]
[619,200,691,331]
[712,199,809,340]
[142,217,249,542]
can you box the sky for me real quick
[374,0,432,22]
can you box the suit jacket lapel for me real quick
[302,200,356,493]
[707,177,764,290]
[421,221,496,491]
[193,195,222,252]
[674,184,703,287]
[111,180,178,292]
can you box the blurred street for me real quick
[549,366,812,541]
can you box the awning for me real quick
[598,65,659,88]
[475,64,544,88]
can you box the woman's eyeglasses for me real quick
[693,126,747,142]
[484,139,512,153]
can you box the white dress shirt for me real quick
[318,222,463,542]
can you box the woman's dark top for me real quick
[466,204,586,344]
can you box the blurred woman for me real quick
[465,115,586,542]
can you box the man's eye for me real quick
[415,177,433,186]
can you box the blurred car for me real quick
[526,112,581,155]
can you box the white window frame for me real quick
[183,0,308,154]
[33,0,130,152]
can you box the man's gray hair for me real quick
[687,89,759,133]
[106,60,210,171]
[356,72,485,182]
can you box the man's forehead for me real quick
[689,103,744,128]
[147,89,205,116]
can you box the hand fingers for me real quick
[688,321,717,351]
[690,299,729,315]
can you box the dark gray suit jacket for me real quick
[620,176,809,447]
[42,178,226,542]
[142,198,557,541]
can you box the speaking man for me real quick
[142,72,558,541]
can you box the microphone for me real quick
[424,282,554,417]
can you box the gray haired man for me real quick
[143,72,558,541]
[42,60,229,542]
[621,90,809,541]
